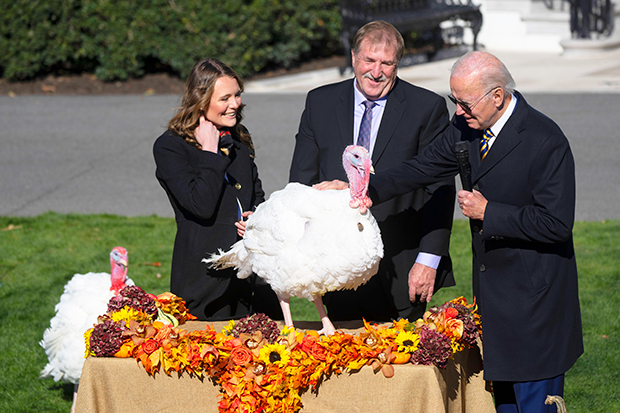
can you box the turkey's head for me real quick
[343,145,374,213]
[109,246,129,295]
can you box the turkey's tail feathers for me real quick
[39,327,66,381]
[203,241,253,279]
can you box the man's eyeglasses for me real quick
[448,87,500,112]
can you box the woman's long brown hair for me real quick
[168,58,253,150]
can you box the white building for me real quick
[468,0,620,54]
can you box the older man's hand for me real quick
[457,189,487,220]
[312,179,349,191]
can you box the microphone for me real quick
[454,141,472,191]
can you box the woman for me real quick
[153,58,281,321]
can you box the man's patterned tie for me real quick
[480,128,494,161]
[356,100,376,150]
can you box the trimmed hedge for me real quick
[0,0,342,81]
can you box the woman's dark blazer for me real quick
[153,128,280,321]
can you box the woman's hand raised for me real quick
[195,116,219,153]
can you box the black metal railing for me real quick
[543,0,570,11]
[570,0,615,38]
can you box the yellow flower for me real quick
[450,339,464,353]
[110,306,151,324]
[395,330,419,353]
[258,343,290,368]
[222,319,235,335]
[84,328,94,358]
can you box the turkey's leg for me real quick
[312,295,336,335]
[278,296,294,328]
[71,383,78,413]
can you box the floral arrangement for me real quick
[85,292,481,413]
[84,286,196,357]
[107,285,158,317]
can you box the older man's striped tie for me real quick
[480,129,494,161]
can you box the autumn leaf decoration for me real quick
[85,295,481,413]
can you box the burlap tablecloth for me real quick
[75,320,494,413]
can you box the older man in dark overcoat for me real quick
[330,51,583,412]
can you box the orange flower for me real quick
[154,322,172,342]
[155,291,197,322]
[449,296,474,308]
[244,361,267,384]
[423,311,445,333]
[369,347,395,378]
[143,339,160,355]
[276,329,301,351]
[114,341,135,358]
[239,331,266,356]
[360,320,383,348]
[156,292,176,301]
[124,319,157,346]
[161,327,188,349]
[230,347,253,366]
[393,318,411,330]
[424,310,442,324]
[307,341,327,361]
[443,307,459,321]
[300,335,327,361]
[445,318,464,339]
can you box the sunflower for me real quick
[395,330,420,353]
[222,319,235,335]
[84,328,94,358]
[258,343,290,368]
[109,306,152,324]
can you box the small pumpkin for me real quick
[391,351,411,364]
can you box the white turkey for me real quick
[205,145,383,335]
[40,246,133,411]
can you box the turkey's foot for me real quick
[312,295,336,335]
[278,296,294,329]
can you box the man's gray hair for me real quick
[352,21,405,63]
[451,51,516,94]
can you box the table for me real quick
[75,321,495,413]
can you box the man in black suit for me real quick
[360,51,583,412]
[289,21,456,323]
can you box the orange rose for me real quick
[143,339,160,355]
[308,343,327,361]
[445,319,464,339]
[301,335,319,353]
[230,347,253,366]
[301,335,327,360]
[444,307,459,320]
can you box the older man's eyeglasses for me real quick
[448,87,500,112]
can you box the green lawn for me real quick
[0,214,617,412]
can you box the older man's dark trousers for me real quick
[494,374,564,413]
